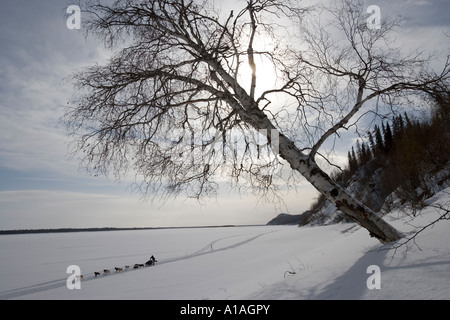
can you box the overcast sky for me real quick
[0,0,449,230]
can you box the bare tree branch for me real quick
[65,0,449,243]
[387,193,450,253]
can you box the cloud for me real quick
[374,0,450,28]
[0,0,109,175]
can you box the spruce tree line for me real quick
[346,113,407,175]
[340,93,450,207]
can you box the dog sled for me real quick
[145,255,157,267]
[89,255,158,280]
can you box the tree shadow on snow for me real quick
[306,241,450,300]
[306,247,389,300]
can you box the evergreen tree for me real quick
[404,112,412,129]
[368,131,376,152]
[393,114,404,141]
[348,150,357,173]
[347,151,356,174]
[360,141,365,165]
[361,142,370,165]
[374,125,384,155]
[383,122,394,154]
[356,139,362,165]
[351,147,357,170]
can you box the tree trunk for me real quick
[239,102,404,244]
[279,134,404,244]
[212,57,404,244]
[300,161,403,244]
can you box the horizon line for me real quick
[0,224,270,235]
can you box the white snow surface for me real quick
[1,188,449,300]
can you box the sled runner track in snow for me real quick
[0,231,271,299]
[191,234,256,256]
[160,231,272,265]
[0,261,160,300]
[0,278,68,300]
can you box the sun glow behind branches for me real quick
[234,32,280,99]
[237,54,279,98]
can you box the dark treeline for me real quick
[345,92,450,205]
[0,225,240,236]
[0,227,156,235]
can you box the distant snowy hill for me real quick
[266,213,303,225]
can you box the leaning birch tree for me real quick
[65,0,449,244]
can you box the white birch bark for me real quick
[240,100,404,244]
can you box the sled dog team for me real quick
[90,255,157,278]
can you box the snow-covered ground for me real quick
[1,188,449,300]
